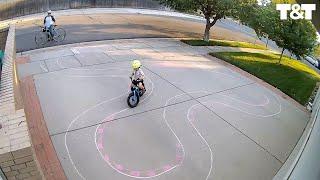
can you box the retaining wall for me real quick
[0,0,162,21]
[0,25,42,180]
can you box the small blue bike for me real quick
[127,77,146,108]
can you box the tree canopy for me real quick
[159,0,318,61]
[158,0,256,41]
[239,3,318,62]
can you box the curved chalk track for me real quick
[64,66,155,179]
[62,65,281,180]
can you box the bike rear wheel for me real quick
[35,31,48,46]
[53,28,66,42]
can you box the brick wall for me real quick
[0,146,41,180]
[0,28,8,51]
[0,25,43,180]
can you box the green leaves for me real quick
[239,3,318,58]
[158,0,256,41]
[158,0,317,57]
[158,0,197,12]
[158,0,255,21]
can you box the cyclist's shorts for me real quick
[132,79,144,86]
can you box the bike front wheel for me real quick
[35,31,48,46]
[53,28,66,42]
[127,92,139,108]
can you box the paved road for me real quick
[17,38,309,180]
[15,9,268,52]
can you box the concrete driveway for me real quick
[17,38,308,180]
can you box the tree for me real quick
[267,5,317,63]
[240,3,318,63]
[158,0,256,42]
[238,4,270,44]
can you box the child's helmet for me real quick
[132,60,141,69]
[47,10,52,14]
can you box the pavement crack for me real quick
[50,98,195,137]
[143,65,283,164]
[197,99,284,164]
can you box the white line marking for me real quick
[187,103,213,180]
[65,91,128,180]
[65,71,154,179]
[60,61,282,179]
[39,61,49,72]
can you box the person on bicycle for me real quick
[44,10,56,40]
[131,60,146,92]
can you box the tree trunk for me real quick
[203,15,221,42]
[278,48,285,64]
[203,18,211,42]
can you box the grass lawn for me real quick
[0,24,9,30]
[315,45,320,58]
[181,39,268,50]
[210,52,320,105]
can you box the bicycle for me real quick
[35,25,66,46]
[127,77,146,108]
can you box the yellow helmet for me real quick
[132,60,141,69]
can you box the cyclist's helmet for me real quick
[47,10,52,14]
[132,60,141,70]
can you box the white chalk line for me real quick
[165,89,281,179]
[49,60,132,79]
[203,91,281,118]
[57,58,67,69]
[94,92,207,179]
[187,103,213,180]
[39,61,49,72]
[163,91,213,180]
[66,87,281,179]
[94,82,189,180]
[219,94,269,107]
[64,91,128,180]
[57,58,186,179]
[59,59,282,179]
[65,69,154,180]
[180,89,280,180]
[68,77,154,179]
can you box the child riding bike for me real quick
[130,60,146,93]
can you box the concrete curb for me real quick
[20,76,67,180]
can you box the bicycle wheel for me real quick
[53,28,66,42]
[35,31,48,46]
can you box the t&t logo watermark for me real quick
[276,4,316,20]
